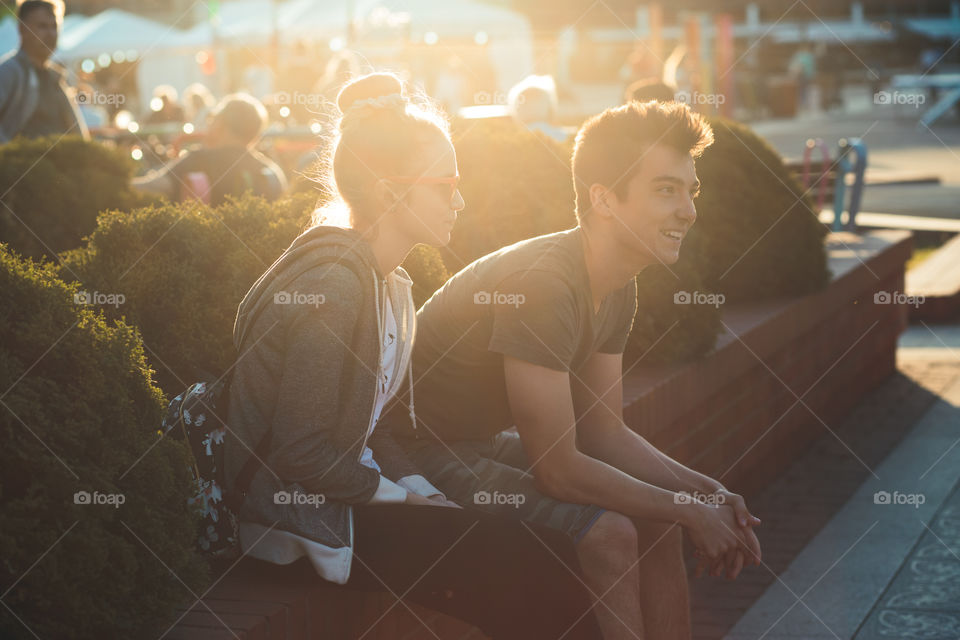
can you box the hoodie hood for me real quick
[233,225,380,352]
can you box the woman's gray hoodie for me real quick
[224,225,421,583]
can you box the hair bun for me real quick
[337,73,405,114]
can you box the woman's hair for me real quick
[310,72,451,232]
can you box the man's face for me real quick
[605,143,700,267]
[20,7,59,61]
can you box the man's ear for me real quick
[588,183,616,220]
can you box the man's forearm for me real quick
[580,423,722,495]
[543,451,703,526]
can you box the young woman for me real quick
[223,73,603,640]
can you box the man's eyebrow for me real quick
[651,175,701,189]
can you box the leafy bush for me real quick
[0,244,208,639]
[685,118,830,302]
[447,118,577,271]
[60,193,448,397]
[0,136,154,259]
[624,261,723,365]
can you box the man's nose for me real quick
[678,197,697,223]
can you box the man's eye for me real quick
[658,186,674,195]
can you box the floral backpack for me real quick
[160,246,359,558]
[161,374,270,559]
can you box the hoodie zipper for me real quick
[357,268,384,459]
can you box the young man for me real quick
[384,101,762,640]
[132,93,287,206]
[0,0,89,143]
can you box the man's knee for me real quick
[578,511,638,564]
[632,518,684,561]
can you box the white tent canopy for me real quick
[277,0,355,40]
[354,0,534,91]
[355,0,530,40]
[54,9,184,62]
[183,0,284,47]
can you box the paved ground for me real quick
[686,326,960,640]
[752,111,960,220]
[854,480,960,638]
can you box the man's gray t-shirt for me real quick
[388,227,637,442]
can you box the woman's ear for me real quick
[374,178,400,210]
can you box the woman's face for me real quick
[395,135,465,248]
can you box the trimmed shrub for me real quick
[0,244,208,639]
[0,136,154,259]
[447,118,577,271]
[685,118,830,302]
[624,261,723,365]
[60,193,449,397]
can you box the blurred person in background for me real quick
[143,84,185,126]
[0,0,88,143]
[625,78,677,104]
[183,82,216,130]
[788,44,816,114]
[133,93,286,206]
[508,74,568,143]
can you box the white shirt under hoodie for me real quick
[238,267,443,581]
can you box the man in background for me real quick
[0,0,88,143]
[133,93,287,206]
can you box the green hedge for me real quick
[0,244,207,639]
[446,118,578,271]
[60,193,449,397]
[684,118,830,302]
[0,136,153,259]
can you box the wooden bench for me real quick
[168,231,910,640]
[907,231,960,323]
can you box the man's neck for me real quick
[579,224,647,312]
[21,48,49,70]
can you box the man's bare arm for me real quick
[503,354,754,564]
[572,351,723,496]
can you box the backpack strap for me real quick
[226,255,367,511]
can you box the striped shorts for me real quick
[403,430,606,544]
